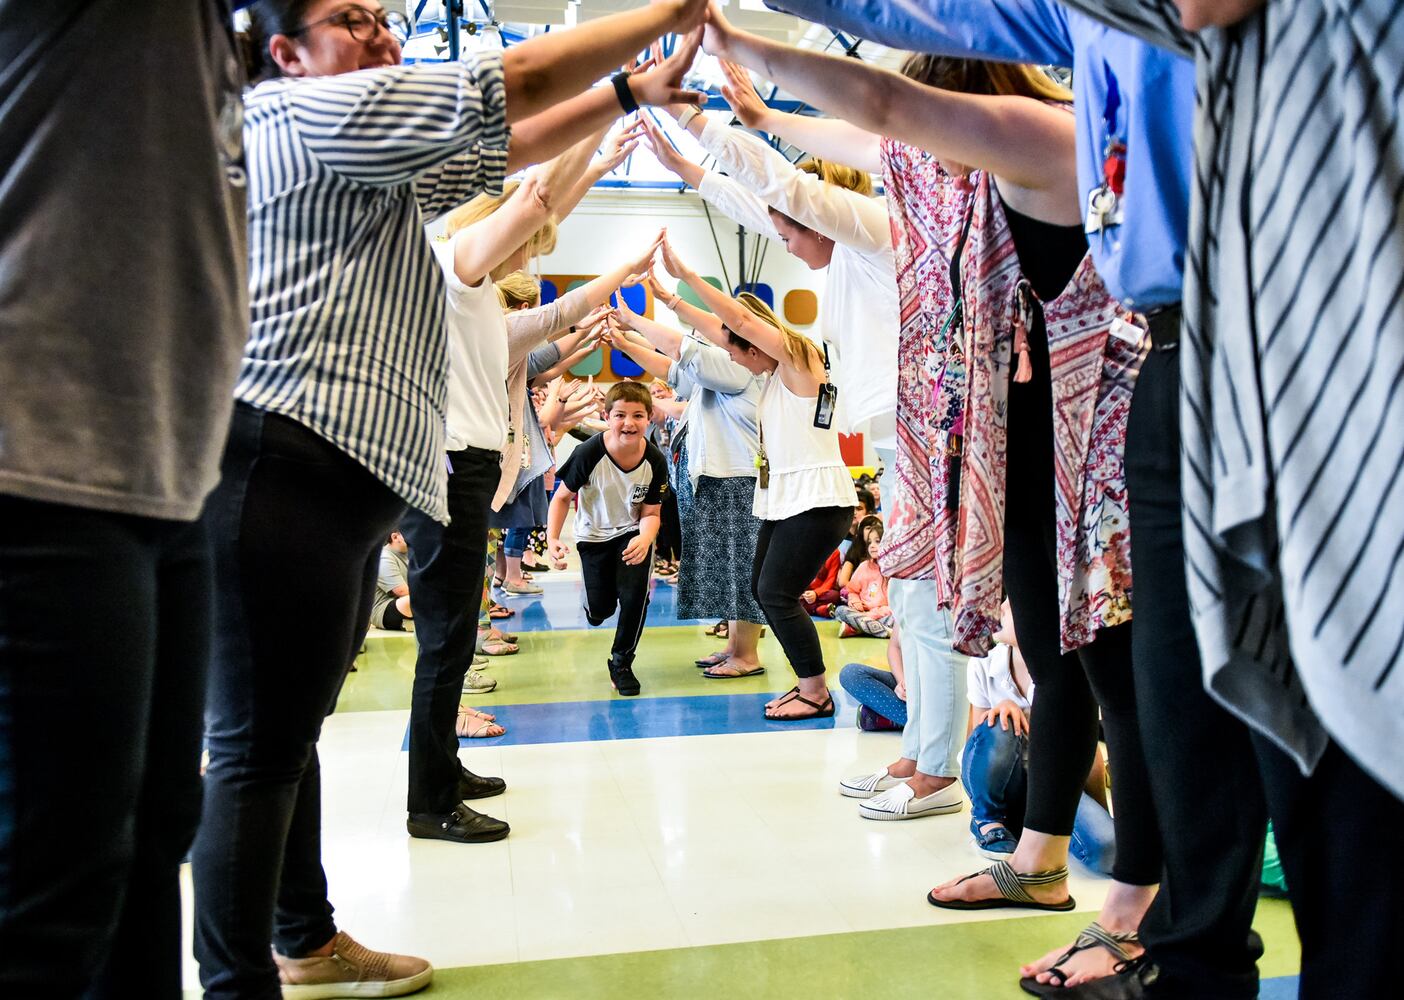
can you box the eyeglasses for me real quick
[290,6,410,44]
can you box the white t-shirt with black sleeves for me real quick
[558,433,669,544]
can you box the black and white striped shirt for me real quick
[238,56,509,524]
[1062,0,1404,798]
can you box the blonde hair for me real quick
[899,53,1072,104]
[494,271,541,310]
[796,157,874,197]
[735,291,823,374]
[443,181,559,268]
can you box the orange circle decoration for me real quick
[784,289,819,326]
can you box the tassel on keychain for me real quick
[1012,283,1034,384]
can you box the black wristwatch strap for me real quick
[611,71,639,114]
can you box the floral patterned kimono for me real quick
[930,170,1147,657]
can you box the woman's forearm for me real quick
[719,26,1074,192]
[506,90,617,173]
[759,112,883,175]
[624,311,685,356]
[612,333,673,379]
[502,0,697,123]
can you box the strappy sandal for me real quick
[763,687,835,721]
[703,663,765,679]
[1018,923,1141,996]
[456,708,505,739]
[705,621,729,638]
[927,861,1076,912]
[488,602,514,619]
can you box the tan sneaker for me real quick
[274,931,432,999]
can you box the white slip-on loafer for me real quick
[859,780,965,821]
[839,767,903,799]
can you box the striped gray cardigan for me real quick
[1059,0,1404,799]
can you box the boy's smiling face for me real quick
[607,399,650,445]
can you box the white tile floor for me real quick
[180,711,1112,988]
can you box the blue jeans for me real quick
[838,662,908,728]
[503,527,531,559]
[889,579,966,778]
[961,721,1117,875]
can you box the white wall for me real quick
[538,186,826,333]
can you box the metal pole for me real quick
[737,224,747,294]
[446,0,463,60]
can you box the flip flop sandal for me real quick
[703,664,766,679]
[705,621,729,638]
[1018,924,1141,997]
[488,603,515,619]
[694,652,730,668]
[763,689,835,721]
[456,713,506,739]
[459,706,497,723]
[927,862,1076,912]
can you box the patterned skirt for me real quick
[675,444,765,623]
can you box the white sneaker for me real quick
[462,669,497,694]
[858,781,964,821]
[838,767,904,799]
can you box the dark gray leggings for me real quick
[750,505,854,679]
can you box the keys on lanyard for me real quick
[1086,67,1127,237]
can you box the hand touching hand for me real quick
[719,61,771,130]
[627,28,706,108]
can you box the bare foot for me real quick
[764,688,832,720]
[1021,933,1143,988]
[704,657,763,678]
[928,868,1070,907]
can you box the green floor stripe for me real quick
[336,624,888,714]
[408,900,1299,999]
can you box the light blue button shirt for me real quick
[766,0,1196,310]
[667,337,762,487]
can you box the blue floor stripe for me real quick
[1260,976,1297,998]
[404,689,861,749]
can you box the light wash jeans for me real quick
[961,722,1117,875]
[889,578,967,778]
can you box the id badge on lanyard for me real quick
[1086,65,1127,237]
[814,343,837,430]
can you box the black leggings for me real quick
[1002,329,1162,887]
[751,506,853,679]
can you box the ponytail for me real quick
[734,291,823,375]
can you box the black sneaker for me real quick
[458,767,506,800]
[407,803,510,844]
[608,660,641,696]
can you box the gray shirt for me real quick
[666,337,762,487]
[0,0,248,521]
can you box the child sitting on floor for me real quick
[546,381,669,697]
[369,530,414,632]
[961,600,1116,873]
[801,547,843,617]
[835,517,893,638]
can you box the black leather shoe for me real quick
[458,768,506,800]
[406,803,509,844]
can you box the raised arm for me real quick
[452,129,605,287]
[641,269,730,349]
[716,61,881,175]
[640,117,780,241]
[608,327,675,380]
[702,4,1079,222]
[499,0,706,124]
[657,238,788,365]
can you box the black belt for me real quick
[1144,303,1182,352]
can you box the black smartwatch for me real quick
[611,71,639,114]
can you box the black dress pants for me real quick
[751,506,853,679]
[1002,320,1162,886]
[0,497,210,1000]
[401,446,499,816]
[1126,344,1267,998]
[192,404,406,1000]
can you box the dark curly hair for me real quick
[236,0,318,82]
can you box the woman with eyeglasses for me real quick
[194,2,707,998]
